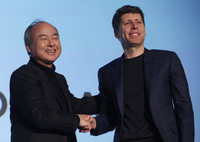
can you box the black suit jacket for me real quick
[10,59,99,142]
[92,49,194,142]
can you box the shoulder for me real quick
[10,64,35,88]
[146,48,176,55]
[55,72,66,81]
[99,57,121,72]
[11,64,29,79]
[145,48,178,60]
[10,61,45,82]
[145,49,182,70]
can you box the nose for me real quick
[131,23,138,29]
[47,39,54,47]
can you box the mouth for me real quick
[129,32,140,39]
[45,49,56,53]
[129,32,140,36]
[130,33,139,36]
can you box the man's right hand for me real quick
[77,114,92,133]
[77,114,97,133]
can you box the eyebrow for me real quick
[38,33,59,38]
[52,33,59,36]
[38,34,47,38]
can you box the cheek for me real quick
[40,43,46,48]
[57,48,62,55]
[121,32,128,41]
[34,44,46,56]
[56,42,62,49]
[56,43,62,55]
[35,42,46,51]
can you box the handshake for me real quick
[77,114,96,133]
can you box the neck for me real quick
[123,45,144,59]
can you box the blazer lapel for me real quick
[111,51,154,116]
[144,49,155,106]
[111,56,124,117]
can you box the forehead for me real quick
[31,22,58,36]
[121,13,142,22]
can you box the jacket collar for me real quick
[111,48,152,116]
[113,48,151,70]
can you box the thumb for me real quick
[85,115,91,120]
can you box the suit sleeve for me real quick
[55,74,100,114]
[91,68,117,135]
[170,52,194,142]
[10,70,79,134]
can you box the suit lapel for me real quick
[111,56,124,117]
[144,49,154,105]
[111,51,154,116]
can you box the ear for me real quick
[25,44,31,55]
[114,30,119,39]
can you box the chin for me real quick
[47,57,58,62]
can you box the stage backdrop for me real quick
[0,0,199,142]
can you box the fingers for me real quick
[77,114,97,133]
[77,114,91,128]
[79,125,91,133]
[84,115,92,121]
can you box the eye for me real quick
[52,36,59,40]
[39,35,48,40]
[41,37,47,40]
[137,21,142,24]
[124,21,131,25]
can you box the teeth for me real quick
[46,50,55,53]
[131,33,139,35]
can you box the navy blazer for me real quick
[92,49,194,142]
[10,59,99,142]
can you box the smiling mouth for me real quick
[130,33,139,36]
[46,50,56,53]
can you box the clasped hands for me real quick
[77,114,96,133]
